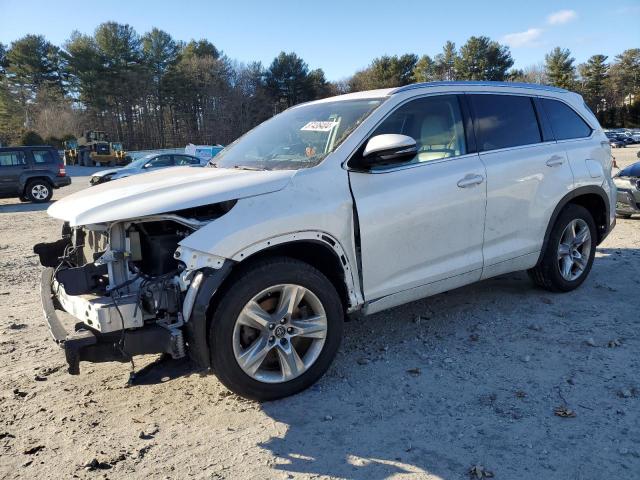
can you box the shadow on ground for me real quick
[0,200,54,213]
[127,355,195,386]
[255,257,639,479]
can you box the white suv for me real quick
[36,81,616,400]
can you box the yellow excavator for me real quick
[64,131,127,166]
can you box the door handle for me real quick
[546,155,564,167]
[457,174,484,188]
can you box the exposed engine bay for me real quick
[34,201,236,375]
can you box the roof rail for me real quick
[392,81,569,95]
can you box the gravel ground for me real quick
[1,148,639,480]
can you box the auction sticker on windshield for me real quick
[301,121,338,132]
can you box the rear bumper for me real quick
[40,267,182,375]
[53,176,72,188]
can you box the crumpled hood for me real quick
[49,166,295,226]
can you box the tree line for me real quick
[0,23,638,149]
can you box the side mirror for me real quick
[143,163,152,169]
[359,134,417,169]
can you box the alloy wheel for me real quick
[31,184,49,201]
[232,284,327,383]
[557,218,592,281]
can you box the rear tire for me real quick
[209,257,343,401]
[528,204,596,292]
[25,179,53,203]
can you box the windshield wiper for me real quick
[233,165,265,171]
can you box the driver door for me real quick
[348,95,487,307]
[144,154,174,171]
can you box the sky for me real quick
[0,0,638,80]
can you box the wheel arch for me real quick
[229,232,360,313]
[186,233,361,371]
[537,185,610,265]
[22,175,54,195]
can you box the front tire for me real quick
[528,204,596,292]
[25,179,53,203]
[209,257,343,401]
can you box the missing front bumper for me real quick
[40,268,184,375]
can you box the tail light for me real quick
[57,163,66,177]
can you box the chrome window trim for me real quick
[476,140,558,156]
[358,152,481,175]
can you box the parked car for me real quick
[613,161,640,218]
[0,146,71,203]
[618,131,640,144]
[608,135,626,148]
[35,81,616,400]
[89,152,204,185]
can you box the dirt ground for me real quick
[1,148,639,480]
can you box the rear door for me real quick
[539,98,600,188]
[349,94,487,302]
[31,148,58,175]
[0,150,28,196]
[467,93,574,275]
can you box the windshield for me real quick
[211,98,384,170]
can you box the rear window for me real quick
[0,151,26,166]
[32,149,55,164]
[541,99,592,140]
[469,94,541,151]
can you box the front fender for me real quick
[176,166,363,309]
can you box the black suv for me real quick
[0,146,71,203]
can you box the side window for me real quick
[541,98,592,140]
[174,155,200,166]
[469,95,541,151]
[32,150,54,164]
[0,151,26,167]
[369,95,467,166]
[147,155,173,168]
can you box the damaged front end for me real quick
[35,204,234,375]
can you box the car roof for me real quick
[0,145,55,150]
[304,81,578,107]
[391,80,568,95]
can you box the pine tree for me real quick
[434,41,458,80]
[544,47,576,90]
[456,36,513,81]
[413,55,436,82]
[578,55,608,112]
